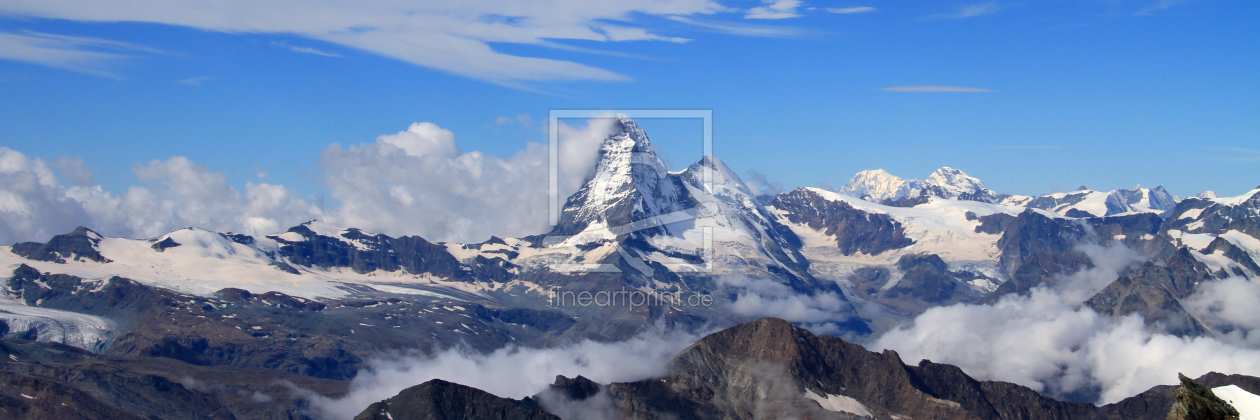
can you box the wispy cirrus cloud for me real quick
[668,16,809,38]
[921,2,1001,20]
[1207,147,1260,162]
[1136,0,1192,16]
[0,0,727,86]
[271,41,342,58]
[827,6,876,14]
[0,30,164,79]
[176,76,214,86]
[746,0,803,19]
[1000,145,1061,150]
[876,85,995,92]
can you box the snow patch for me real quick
[1213,385,1260,420]
[804,389,874,417]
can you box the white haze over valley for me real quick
[0,117,615,245]
[299,325,707,420]
[873,244,1260,404]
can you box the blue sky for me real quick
[1,0,1258,206]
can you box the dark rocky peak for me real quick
[269,222,472,280]
[548,375,602,401]
[1105,185,1179,216]
[1161,188,1260,240]
[1166,373,1240,420]
[10,226,111,263]
[219,232,255,246]
[772,188,914,256]
[1105,372,1260,420]
[150,236,181,252]
[1203,237,1260,277]
[1085,247,1214,337]
[611,317,1105,420]
[354,379,558,420]
[880,253,979,312]
[994,209,1175,287]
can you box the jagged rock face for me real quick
[10,226,111,263]
[1085,248,1213,337]
[272,225,475,280]
[607,318,1105,420]
[1162,188,1260,239]
[1203,237,1260,276]
[0,340,237,420]
[879,254,979,313]
[994,210,1092,280]
[772,188,914,256]
[845,253,983,316]
[1166,373,1240,420]
[675,155,817,284]
[994,210,1176,291]
[354,379,558,420]
[1108,186,1179,216]
[1020,186,1179,218]
[4,265,579,381]
[972,212,1015,235]
[1106,373,1260,420]
[0,337,351,420]
[1026,191,1097,215]
[150,236,181,252]
[552,115,697,237]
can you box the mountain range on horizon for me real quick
[0,116,1259,419]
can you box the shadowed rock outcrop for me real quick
[773,188,914,256]
[11,226,111,263]
[1166,373,1239,420]
[353,379,558,420]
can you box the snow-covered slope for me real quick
[767,187,1021,294]
[1162,187,1260,275]
[0,296,116,352]
[1213,385,1260,420]
[1014,185,1179,218]
[836,167,997,204]
[0,226,494,301]
[776,188,1019,263]
[836,169,921,203]
[921,167,998,203]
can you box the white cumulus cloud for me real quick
[317,117,613,243]
[0,147,320,244]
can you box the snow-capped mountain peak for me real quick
[838,169,920,202]
[550,115,694,237]
[921,167,998,203]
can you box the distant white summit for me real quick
[921,167,998,203]
[838,167,997,204]
[837,169,920,202]
[835,167,1179,217]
